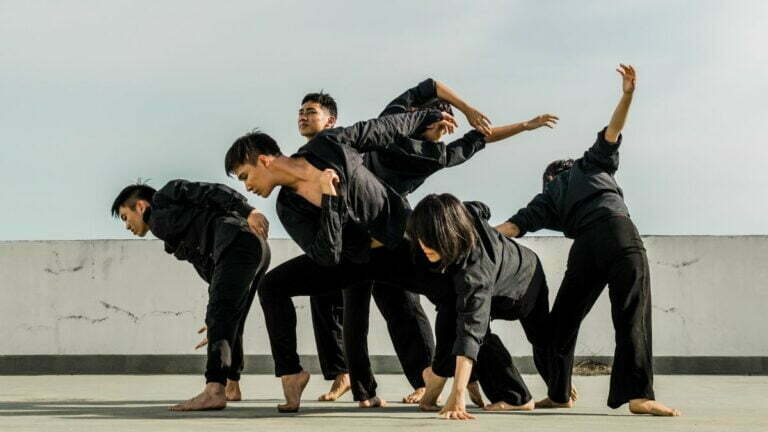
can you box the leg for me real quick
[371,284,435,403]
[477,333,534,411]
[342,284,385,407]
[518,260,554,389]
[171,233,265,411]
[310,292,350,401]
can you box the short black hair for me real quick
[225,130,282,176]
[416,98,453,117]
[407,193,476,269]
[543,159,574,190]
[111,183,156,218]
[302,92,338,118]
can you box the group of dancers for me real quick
[111,64,681,419]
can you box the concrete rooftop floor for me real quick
[1,374,766,432]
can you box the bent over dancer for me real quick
[496,65,680,416]
[111,181,270,411]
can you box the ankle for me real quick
[205,382,226,395]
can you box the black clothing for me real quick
[309,292,348,380]
[276,110,443,266]
[547,215,654,408]
[145,180,269,384]
[508,128,629,238]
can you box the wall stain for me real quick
[58,315,108,324]
[656,258,701,268]
[44,265,84,275]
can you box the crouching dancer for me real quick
[496,65,680,416]
[111,180,270,411]
[406,194,554,420]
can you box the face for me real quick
[234,158,277,198]
[419,240,442,263]
[119,202,150,237]
[298,101,335,139]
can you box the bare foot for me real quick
[168,382,227,411]
[225,380,242,401]
[629,399,681,416]
[318,373,350,401]
[535,396,574,409]
[419,367,446,412]
[278,370,310,413]
[359,396,387,408]
[484,399,534,411]
[467,381,485,408]
[570,385,579,401]
[402,387,425,404]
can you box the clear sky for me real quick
[1,0,766,240]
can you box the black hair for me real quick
[407,193,476,269]
[416,98,453,117]
[111,183,156,217]
[302,92,338,118]
[543,159,574,190]
[225,130,282,176]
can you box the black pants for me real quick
[548,216,654,408]
[204,232,270,384]
[259,244,434,400]
[310,292,348,380]
[431,260,552,406]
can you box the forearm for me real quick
[451,356,474,395]
[435,81,470,112]
[605,93,633,143]
[485,122,529,143]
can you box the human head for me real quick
[407,193,476,269]
[298,92,337,139]
[542,159,574,191]
[111,183,156,237]
[225,130,283,197]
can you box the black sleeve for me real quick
[279,194,345,266]
[464,201,491,221]
[379,78,438,117]
[451,263,493,362]
[329,110,443,153]
[155,180,253,218]
[507,191,559,236]
[582,127,622,174]
[444,131,487,167]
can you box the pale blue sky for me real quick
[1,0,766,240]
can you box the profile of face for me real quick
[418,240,442,263]
[298,101,336,138]
[119,201,150,237]
[234,157,277,198]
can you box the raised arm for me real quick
[330,110,454,153]
[435,80,492,136]
[485,114,559,143]
[605,64,636,143]
[379,78,439,116]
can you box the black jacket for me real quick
[365,78,487,196]
[146,179,254,281]
[421,201,540,362]
[276,110,443,266]
[508,128,630,238]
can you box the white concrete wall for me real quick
[2,237,767,357]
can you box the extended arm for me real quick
[605,64,636,143]
[332,110,453,153]
[485,114,559,143]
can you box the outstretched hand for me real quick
[617,64,636,94]
[524,114,559,130]
[462,106,492,136]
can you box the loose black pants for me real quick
[259,243,435,400]
[431,259,552,406]
[547,216,654,408]
[204,232,271,384]
[310,292,348,380]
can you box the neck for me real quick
[271,156,318,190]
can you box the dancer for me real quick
[110,180,270,411]
[496,65,680,416]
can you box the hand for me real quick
[247,209,269,239]
[462,106,492,136]
[439,390,474,420]
[319,169,340,196]
[194,325,208,350]
[425,111,458,133]
[617,64,636,94]
[494,221,520,238]
[524,114,559,130]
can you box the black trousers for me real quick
[431,260,552,406]
[548,216,654,408]
[259,243,434,401]
[204,232,270,384]
[310,292,348,380]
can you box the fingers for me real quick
[441,112,458,127]
[195,337,208,350]
[197,326,207,334]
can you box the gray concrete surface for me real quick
[1,374,766,431]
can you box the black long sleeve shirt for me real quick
[145,179,254,280]
[276,110,443,266]
[420,201,540,362]
[364,78,487,196]
[508,128,630,238]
